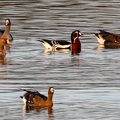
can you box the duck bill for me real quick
[7,40,12,45]
[79,32,83,36]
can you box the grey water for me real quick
[0,0,120,119]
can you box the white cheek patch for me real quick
[21,97,27,104]
[6,20,9,25]
[50,88,54,93]
[79,32,82,36]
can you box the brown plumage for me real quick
[20,87,54,107]
[0,38,12,59]
[0,19,13,41]
[94,30,120,48]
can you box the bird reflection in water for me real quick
[42,48,81,56]
[95,44,105,50]
[0,58,10,65]
[22,104,53,114]
[71,56,80,67]
[42,48,70,54]
[22,105,54,120]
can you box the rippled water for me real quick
[0,0,120,119]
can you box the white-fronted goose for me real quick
[0,19,13,41]
[20,87,54,107]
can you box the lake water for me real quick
[0,0,120,120]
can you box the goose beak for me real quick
[79,32,83,36]
[50,87,54,93]
[7,40,12,45]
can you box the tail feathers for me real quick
[21,89,38,93]
[94,33,99,38]
[37,39,45,43]
[37,39,50,42]
[98,30,107,33]
[93,30,108,36]
[38,39,53,49]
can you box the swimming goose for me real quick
[94,30,120,48]
[39,30,83,53]
[20,87,54,107]
[94,30,120,45]
[0,19,13,41]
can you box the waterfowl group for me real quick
[20,87,54,107]
[94,30,120,48]
[39,30,82,54]
[0,18,120,109]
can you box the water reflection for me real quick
[95,44,120,50]
[42,48,70,54]
[42,48,81,55]
[22,105,53,118]
[71,56,80,67]
[95,44,105,50]
[0,58,10,65]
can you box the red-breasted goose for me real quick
[38,30,83,53]
[20,87,54,107]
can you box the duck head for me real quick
[48,87,54,94]
[71,30,83,44]
[5,19,11,26]
[71,30,83,54]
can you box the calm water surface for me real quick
[0,0,120,120]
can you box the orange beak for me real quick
[7,40,12,45]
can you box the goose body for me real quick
[20,87,54,107]
[0,19,13,41]
[39,30,82,53]
[0,38,12,58]
[94,30,120,44]
[94,30,120,48]
[41,39,71,49]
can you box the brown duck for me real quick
[0,19,13,41]
[20,87,54,107]
[0,38,12,59]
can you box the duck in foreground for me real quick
[20,87,54,107]
[94,30,120,48]
[39,30,83,53]
[0,19,13,42]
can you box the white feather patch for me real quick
[96,34,105,45]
